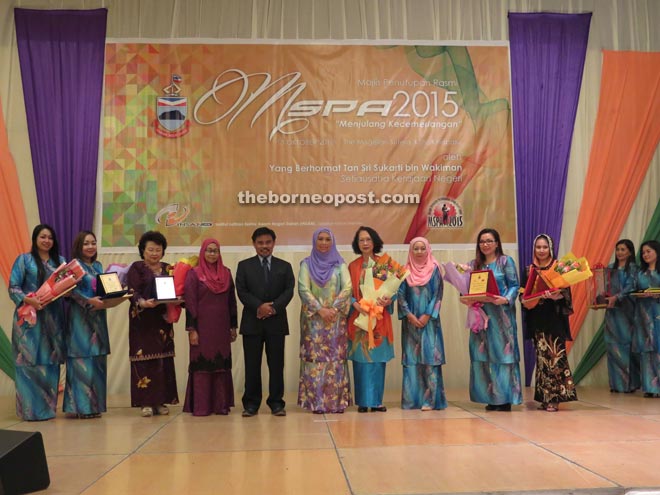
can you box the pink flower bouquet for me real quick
[538,253,592,289]
[17,259,85,326]
[442,262,489,333]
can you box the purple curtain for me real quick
[509,12,591,385]
[15,8,107,259]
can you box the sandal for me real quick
[421,405,432,411]
[545,404,558,412]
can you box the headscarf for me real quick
[303,227,344,287]
[194,238,231,293]
[405,237,440,286]
[532,234,555,269]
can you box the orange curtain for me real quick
[569,51,660,347]
[0,97,29,284]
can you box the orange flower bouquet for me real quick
[539,252,592,289]
[356,254,409,349]
[17,259,85,326]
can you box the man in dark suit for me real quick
[236,227,295,417]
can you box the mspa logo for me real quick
[427,198,464,228]
[155,74,191,138]
[155,204,213,228]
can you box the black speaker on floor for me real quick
[0,430,50,494]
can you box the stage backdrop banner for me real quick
[102,43,514,248]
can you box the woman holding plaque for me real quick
[604,239,640,393]
[461,228,522,411]
[397,237,447,410]
[126,231,179,417]
[520,234,577,412]
[348,226,394,413]
[64,231,111,418]
[183,238,238,416]
[297,228,352,413]
[634,240,660,398]
[9,224,66,420]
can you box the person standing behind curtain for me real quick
[126,231,179,417]
[347,226,394,413]
[64,231,110,418]
[634,240,660,398]
[604,239,640,393]
[9,224,66,420]
[183,238,237,416]
[461,228,522,412]
[236,227,295,417]
[297,227,352,414]
[397,237,447,411]
[520,234,577,412]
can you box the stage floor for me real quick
[1,387,659,495]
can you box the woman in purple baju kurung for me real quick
[126,231,179,417]
[183,239,238,415]
[297,227,352,413]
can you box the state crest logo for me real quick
[154,74,190,138]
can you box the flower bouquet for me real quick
[17,259,85,326]
[355,254,409,349]
[442,262,489,333]
[538,253,592,289]
[164,255,198,323]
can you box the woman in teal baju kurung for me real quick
[463,228,522,411]
[64,231,111,418]
[604,239,640,393]
[397,237,447,410]
[8,224,66,421]
[347,226,395,412]
[297,228,353,413]
[634,240,660,398]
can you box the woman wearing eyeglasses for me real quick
[183,239,238,415]
[461,228,522,411]
[347,226,394,412]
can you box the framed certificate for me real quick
[522,268,560,303]
[461,270,500,303]
[96,272,128,299]
[154,276,177,302]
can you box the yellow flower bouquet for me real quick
[355,254,409,349]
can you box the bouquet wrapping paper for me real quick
[17,259,85,326]
[356,254,409,349]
